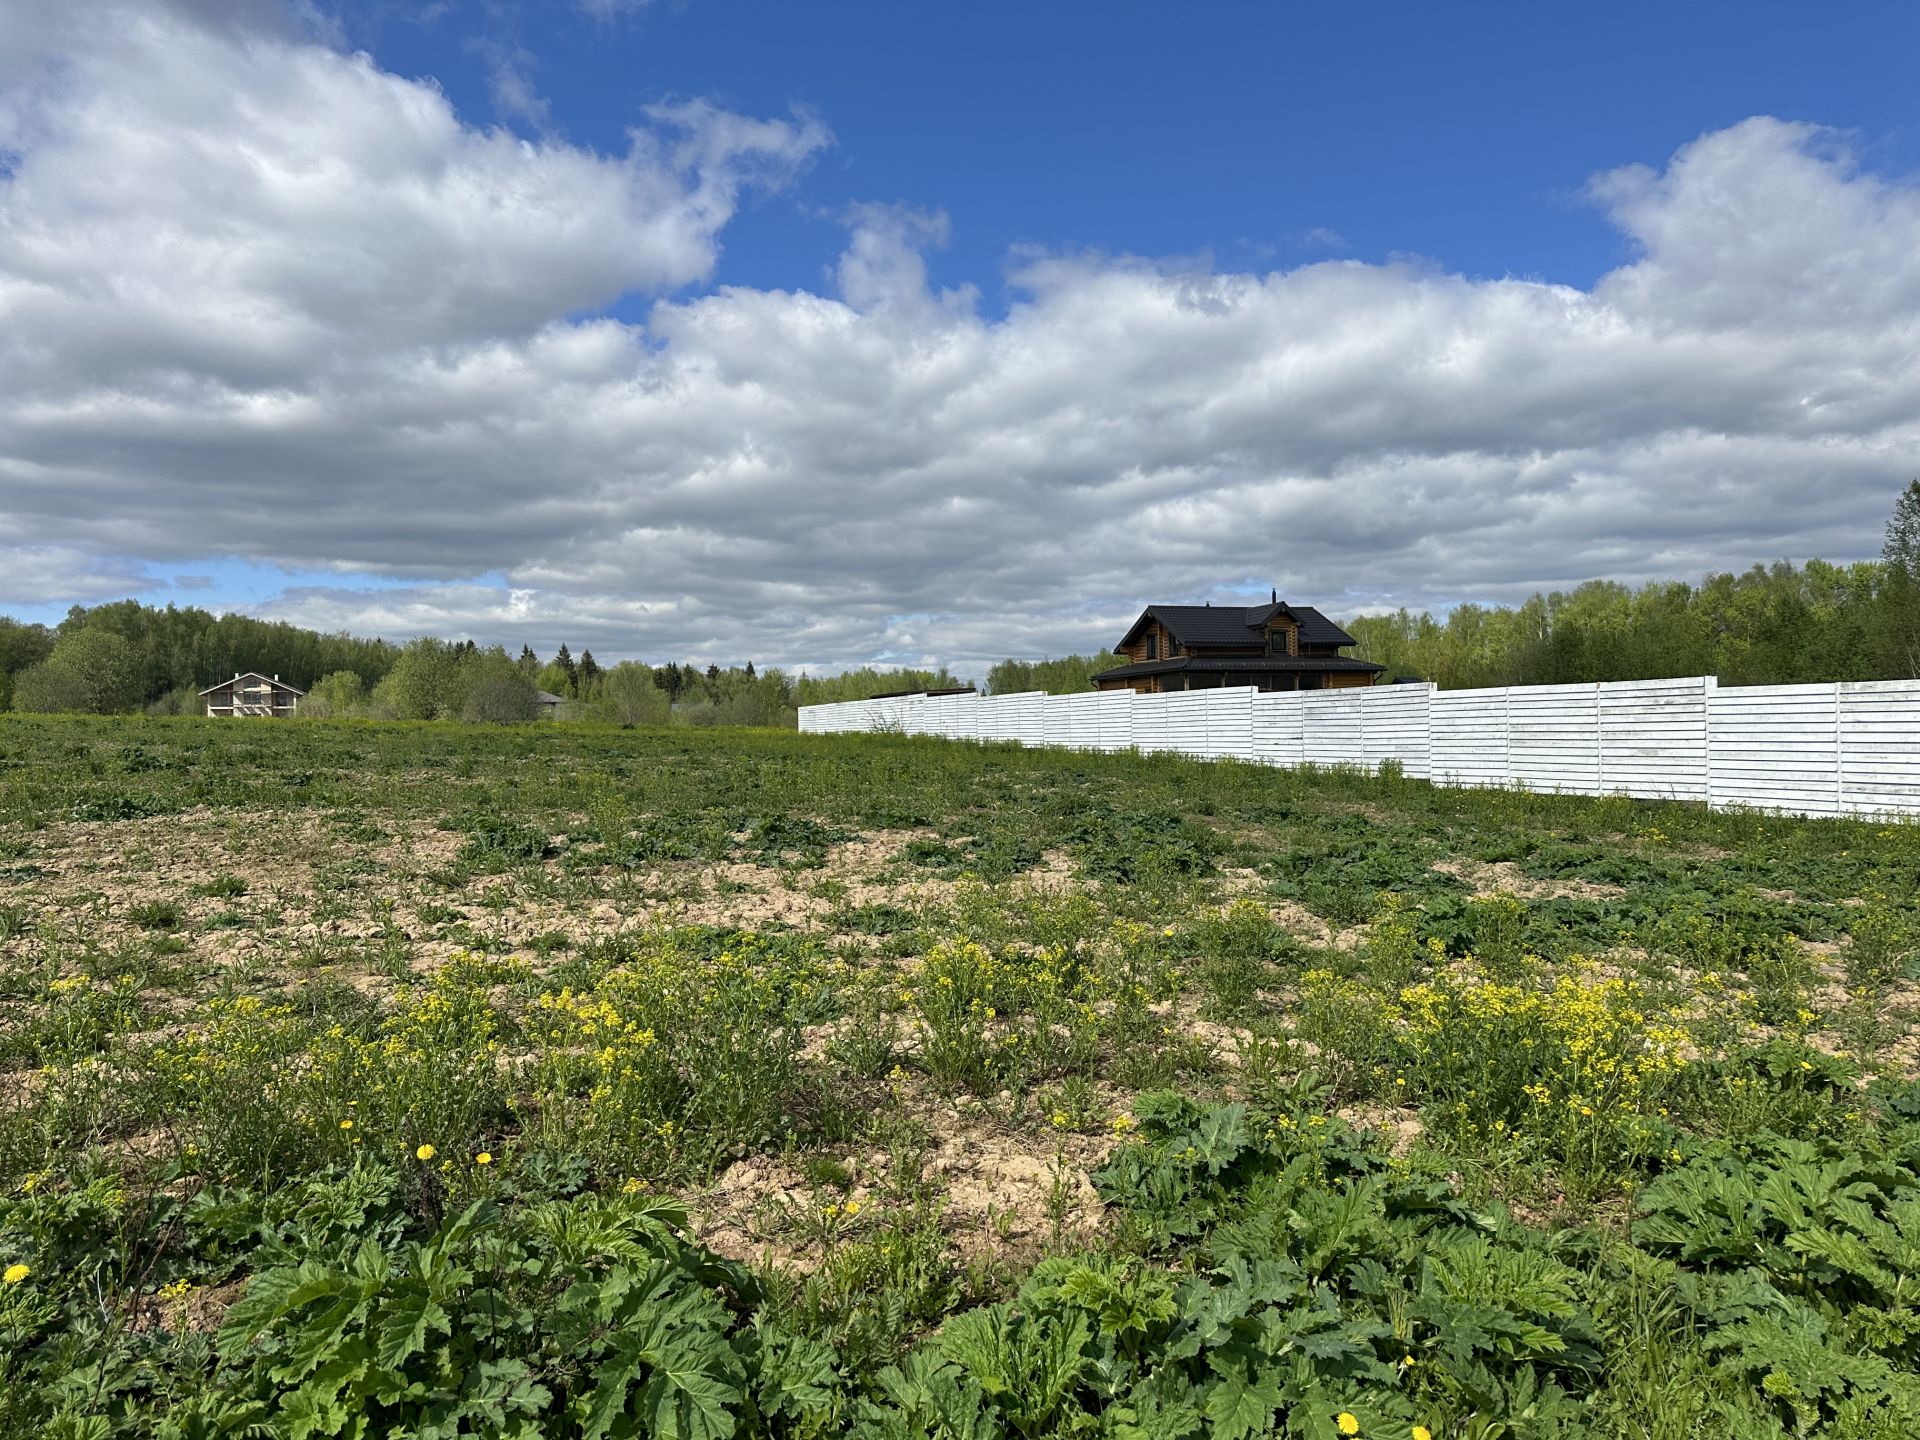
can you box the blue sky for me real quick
[3,0,1919,667]
[358,1,1920,299]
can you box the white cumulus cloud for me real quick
[2,2,1917,670]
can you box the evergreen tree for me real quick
[1878,480,1920,676]
[1884,478,1920,575]
[578,649,602,694]
[552,644,578,688]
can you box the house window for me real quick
[1146,634,1157,659]
[1266,629,1290,657]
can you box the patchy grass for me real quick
[3,713,1920,1436]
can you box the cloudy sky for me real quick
[2,1,1918,672]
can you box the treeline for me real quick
[791,666,971,705]
[0,604,793,726]
[1349,482,1920,690]
[978,560,1920,697]
[1344,560,1919,689]
[0,601,396,715]
[304,640,796,728]
[7,482,1916,720]
[1346,482,1920,689]
[981,485,1920,695]
[986,652,1125,695]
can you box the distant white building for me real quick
[199,672,305,718]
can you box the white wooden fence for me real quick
[798,676,1920,820]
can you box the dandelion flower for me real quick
[1337,1414,1360,1436]
[475,1152,492,1166]
[3,1263,28,1285]
[415,1144,436,1162]
[339,1119,353,1130]
[1413,1428,1432,1440]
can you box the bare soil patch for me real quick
[1431,857,1626,901]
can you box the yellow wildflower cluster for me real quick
[532,983,674,1129]
[146,996,303,1096]
[143,964,515,1170]
[1393,961,1690,1162]
[917,939,1077,1015]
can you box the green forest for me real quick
[1002,482,1920,695]
[0,608,801,727]
[1345,554,1920,690]
[3,483,1916,718]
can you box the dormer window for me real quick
[1266,629,1291,657]
[1146,634,1158,660]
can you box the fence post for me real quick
[1701,675,1715,810]
[1594,681,1604,796]
[1503,687,1513,788]
[1834,681,1845,815]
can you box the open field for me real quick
[4,715,1920,1438]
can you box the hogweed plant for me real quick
[4,714,1920,1436]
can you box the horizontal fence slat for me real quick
[798,674,1920,821]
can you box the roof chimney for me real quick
[1271,587,1277,604]
[273,674,280,682]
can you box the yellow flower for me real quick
[1337,1414,1361,1436]
[3,1264,28,1285]
[475,1152,492,1165]
[415,1144,436,1162]
[844,1200,863,1217]
[339,1119,353,1130]
[1413,1428,1433,1440]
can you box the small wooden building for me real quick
[199,672,305,718]
[1092,595,1385,694]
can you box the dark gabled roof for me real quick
[1091,655,1386,682]
[1117,602,1359,650]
